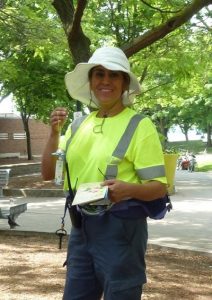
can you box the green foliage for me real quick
[84,0,210,100]
[167,140,212,154]
[84,0,189,47]
[0,0,211,131]
[163,147,180,154]
[1,0,211,159]
[0,0,75,123]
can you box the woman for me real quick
[42,46,167,300]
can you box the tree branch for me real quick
[70,0,88,40]
[0,93,10,103]
[52,0,90,64]
[141,0,182,14]
[52,0,75,35]
[122,0,212,57]
[196,17,212,31]
[133,81,173,106]
[140,65,148,84]
[141,80,173,95]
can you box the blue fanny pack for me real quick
[110,195,172,220]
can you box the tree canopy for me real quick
[0,0,212,152]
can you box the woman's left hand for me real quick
[102,179,167,202]
[102,179,131,203]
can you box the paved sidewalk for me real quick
[148,171,212,254]
[0,196,71,233]
[0,170,212,254]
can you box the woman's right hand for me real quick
[50,107,68,134]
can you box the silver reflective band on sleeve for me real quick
[136,165,166,180]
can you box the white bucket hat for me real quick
[65,46,141,107]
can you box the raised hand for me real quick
[50,107,68,134]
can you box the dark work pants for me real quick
[63,213,147,300]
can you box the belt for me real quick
[79,203,114,216]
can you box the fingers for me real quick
[103,179,128,203]
[50,107,68,132]
[102,179,116,186]
[50,107,67,125]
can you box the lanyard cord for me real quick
[65,160,75,198]
[61,160,78,228]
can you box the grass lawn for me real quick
[197,164,212,172]
[195,155,212,172]
[167,140,212,154]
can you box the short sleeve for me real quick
[127,117,167,184]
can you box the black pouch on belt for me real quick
[66,194,82,228]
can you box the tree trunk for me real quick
[179,125,189,141]
[207,124,212,147]
[185,131,189,142]
[21,113,33,160]
[52,0,91,64]
[158,118,169,140]
[52,0,90,112]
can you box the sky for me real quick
[167,126,202,142]
[0,95,18,114]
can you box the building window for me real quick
[13,133,26,139]
[0,133,9,139]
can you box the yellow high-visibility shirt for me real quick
[60,107,167,191]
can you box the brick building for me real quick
[0,113,50,158]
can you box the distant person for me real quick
[42,46,167,300]
[188,152,197,172]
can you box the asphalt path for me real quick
[148,170,212,253]
[0,170,212,254]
